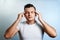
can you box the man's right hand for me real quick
[17,12,24,20]
[4,12,24,39]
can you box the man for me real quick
[4,4,57,40]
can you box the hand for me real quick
[17,12,24,20]
[35,11,42,21]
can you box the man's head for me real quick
[24,4,36,21]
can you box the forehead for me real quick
[24,7,35,12]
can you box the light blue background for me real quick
[0,0,60,40]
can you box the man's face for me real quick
[24,7,36,21]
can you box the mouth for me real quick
[28,17,32,18]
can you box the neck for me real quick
[26,19,36,24]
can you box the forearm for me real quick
[6,18,20,32]
[39,19,57,38]
[4,18,21,38]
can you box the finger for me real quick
[18,12,24,16]
[35,12,39,15]
[21,12,25,17]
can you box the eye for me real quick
[25,12,28,14]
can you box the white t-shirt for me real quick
[17,21,44,40]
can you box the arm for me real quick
[36,12,57,38]
[4,13,23,39]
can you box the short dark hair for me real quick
[24,4,36,10]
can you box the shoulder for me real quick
[20,21,26,25]
[35,21,44,34]
[17,21,26,29]
[35,21,44,30]
[21,21,26,23]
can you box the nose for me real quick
[28,12,31,16]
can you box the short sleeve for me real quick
[16,23,20,30]
[16,22,24,30]
[36,22,44,35]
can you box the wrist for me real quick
[17,18,21,22]
[38,17,42,21]
[38,18,44,23]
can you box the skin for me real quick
[4,7,57,39]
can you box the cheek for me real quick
[32,14,35,17]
